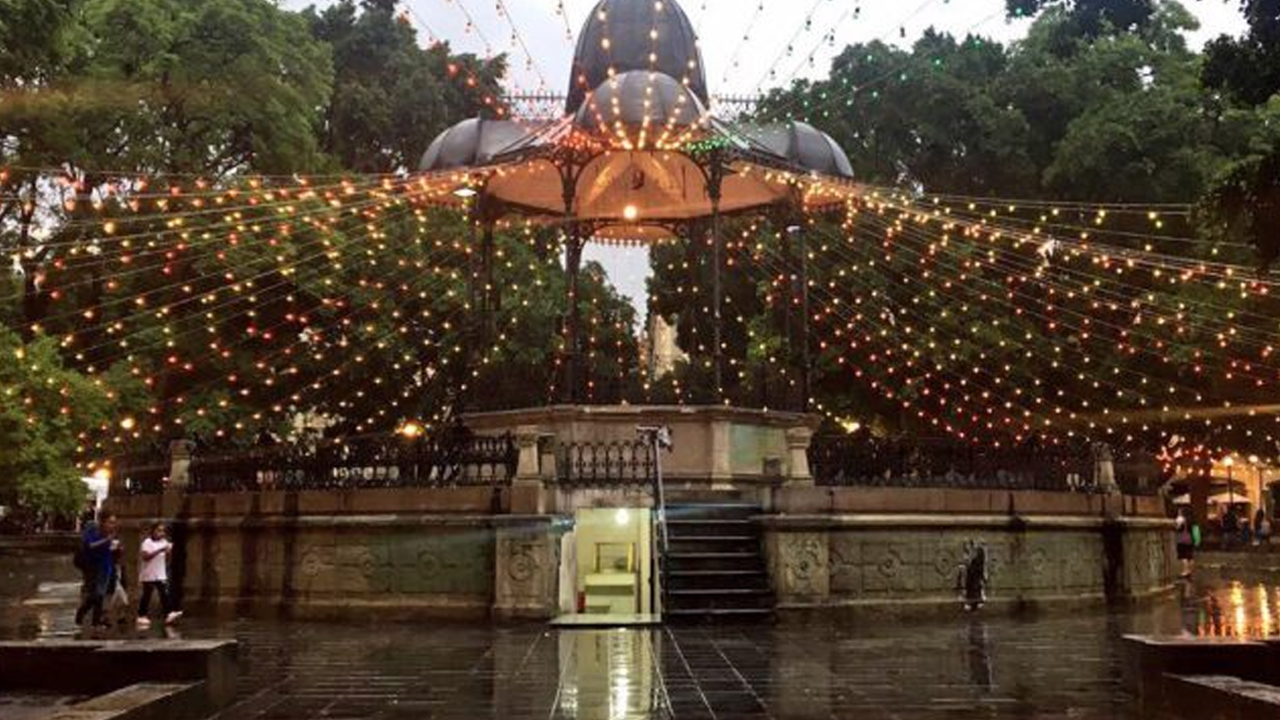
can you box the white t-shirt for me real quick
[139,538,171,582]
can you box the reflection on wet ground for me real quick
[5,551,1280,719]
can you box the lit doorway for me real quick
[552,507,661,627]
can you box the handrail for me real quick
[638,425,673,616]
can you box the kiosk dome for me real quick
[567,0,708,114]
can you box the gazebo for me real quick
[415,0,859,404]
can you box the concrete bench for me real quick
[1166,675,1280,720]
[0,640,237,718]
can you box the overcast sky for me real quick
[383,0,1248,96]
[287,0,1250,317]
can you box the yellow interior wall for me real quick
[574,507,652,614]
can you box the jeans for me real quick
[137,581,171,617]
[75,569,112,626]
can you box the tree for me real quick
[0,0,538,455]
[1007,0,1158,41]
[1203,0,1280,106]
[675,0,1280,444]
[0,327,143,518]
[0,0,83,88]
[305,0,506,173]
[1200,0,1280,263]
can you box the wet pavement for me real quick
[4,550,1280,719]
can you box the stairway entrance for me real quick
[551,506,662,628]
[660,494,774,619]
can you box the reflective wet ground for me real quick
[4,551,1280,720]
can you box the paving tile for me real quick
[9,553,1280,720]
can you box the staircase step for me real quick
[665,553,765,573]
[668,538,760,556]
[664,607,774,619]
[666,504,761,521]
[665,490,758,504]
[667,595,774,611]
[658,499,774,617]
[666,519,753,529]
[668,588,771,596]
[668,569,766,577]
[667,551,759,559]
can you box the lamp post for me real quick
[1225,455,1235,510]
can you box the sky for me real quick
[286,0,1250,318]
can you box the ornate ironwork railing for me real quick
[808,436,1152,493]
[555,440,655,487]
[114,449,170,495]
[185,433,518,494]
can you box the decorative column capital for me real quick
[785,426,816,486]
[512,426,552,514]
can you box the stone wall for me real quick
[104,467,1176,618]
[107,489,557,620]
[464,405,820,485]
[763,488,1176,612]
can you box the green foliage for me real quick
[0,0,641,462]
[305,0,506,173]
[1203,0,1280,106]
[651,0,1280,441]
[1200,98,1280,265]
[1007,0,1158,40]
[759,4,1219,200]
[0,0,83,86]
[1200,1,1280,263]
[0,327,141,516]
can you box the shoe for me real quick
[136,617,152,629]
[165,611,184,625]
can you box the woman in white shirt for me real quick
[137,522,183,628]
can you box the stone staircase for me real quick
[660,495,774,619]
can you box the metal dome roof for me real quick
[572,70,707,137]
[740,121,855,179]
[567,0,707,114]
[418,118,531,172]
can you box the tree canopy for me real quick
[0,0,635,517]
[4,0,1280,515]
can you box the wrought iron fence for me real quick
[184,433,518,494]
[555,439,655,487]
[114,449,170,495]
[808,435,1155,493]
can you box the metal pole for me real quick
[462,207,481,410]
[708,159,724,401]
[797,225,811,412]
[1229,461,1235,511]
[639,425,671,617]
[654,433,669,556]
[482,221,496,344]
[561,166,580,405]
[565,233,582,404]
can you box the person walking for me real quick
[1175,508,1196,577]
[1223,507,1239,549]
[136,522,183,628]
[955,540,989,611]
[74,511,118,629]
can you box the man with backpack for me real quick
[74,511,118,629]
